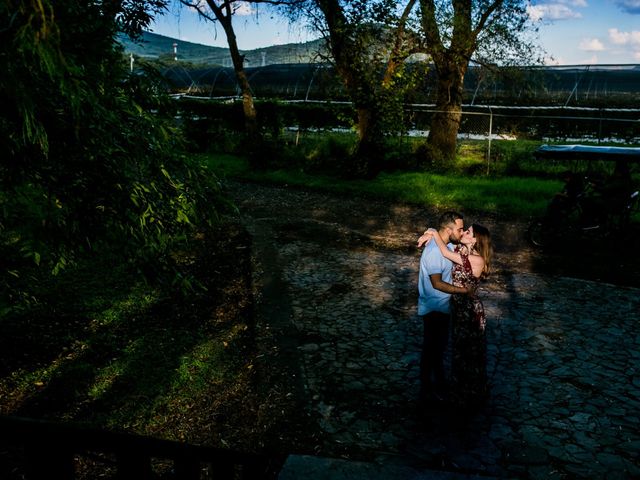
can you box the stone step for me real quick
[278,454,499,480]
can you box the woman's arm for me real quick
[426,228,464,265]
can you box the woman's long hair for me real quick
[472,224,493,278]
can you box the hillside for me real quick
[116,31,325,66]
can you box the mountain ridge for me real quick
[117,31,325,66]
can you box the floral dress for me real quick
[450,246,488,407]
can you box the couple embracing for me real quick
[417,211,493,409]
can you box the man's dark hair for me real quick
[438,211,463,230]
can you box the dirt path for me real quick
[228,180,639,288]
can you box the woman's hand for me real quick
[418,228,439,248]
[417,231,433,248]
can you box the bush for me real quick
[413,142,449,172]
[1,1,230,312]
[305,135,356,175]
[489,140,542,176]
[369,139,416,172]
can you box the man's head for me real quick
[438,211,464,244]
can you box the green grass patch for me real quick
[194,152,250,178]
[202,152,560,218]
[369,172,557,216]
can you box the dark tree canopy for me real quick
[1,0,226,310]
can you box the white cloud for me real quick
[527,3,583,21]
[635,51,640,60]
[608,28,640,45]
[579,38,604,51]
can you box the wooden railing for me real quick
[0,415,281,479]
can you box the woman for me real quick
[421,224,493,408]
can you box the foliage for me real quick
[0,224,269,452]
[0,0,228,312]
[178,98,355,151]
[305,135,357,174]
[285,0,426,177]
[176,0,262,150]
[283,0,544,171]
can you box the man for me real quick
[417,211,470,401]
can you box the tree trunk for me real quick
[327,62,383,176]
[352,105,385,178]
[427,59,468,165]
[317,0,401,178]
[224,26,258,139]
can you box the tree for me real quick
[1,0,225,310]
[417,0,541,163]
[178,0,260,143]
[300,0,421,176]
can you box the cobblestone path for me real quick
[231,182,640,479]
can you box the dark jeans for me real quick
[420,311,450,390]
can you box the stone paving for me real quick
[232,182,640,479]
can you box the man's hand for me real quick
[462,284,476,296]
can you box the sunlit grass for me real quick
[202,152,560,217]
[175,340,227,388]
[0,234,255,443]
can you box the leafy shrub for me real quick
[305,135,356,175]
[177,98,354,142]
[1,0,229,312]
[413,142,449,172]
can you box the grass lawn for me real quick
[198,153,560,218]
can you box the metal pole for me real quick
[487,107,493,175]
[598,109,603,145]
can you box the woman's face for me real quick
[461,226,476,247]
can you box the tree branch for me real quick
[419,0,444,58]
[473,0,504,37]
[178,0,217,22]
[383,0,418,87]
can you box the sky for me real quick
[150,0,640,65]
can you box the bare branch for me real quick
[178,0,217,22]
[241,0,304,5]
